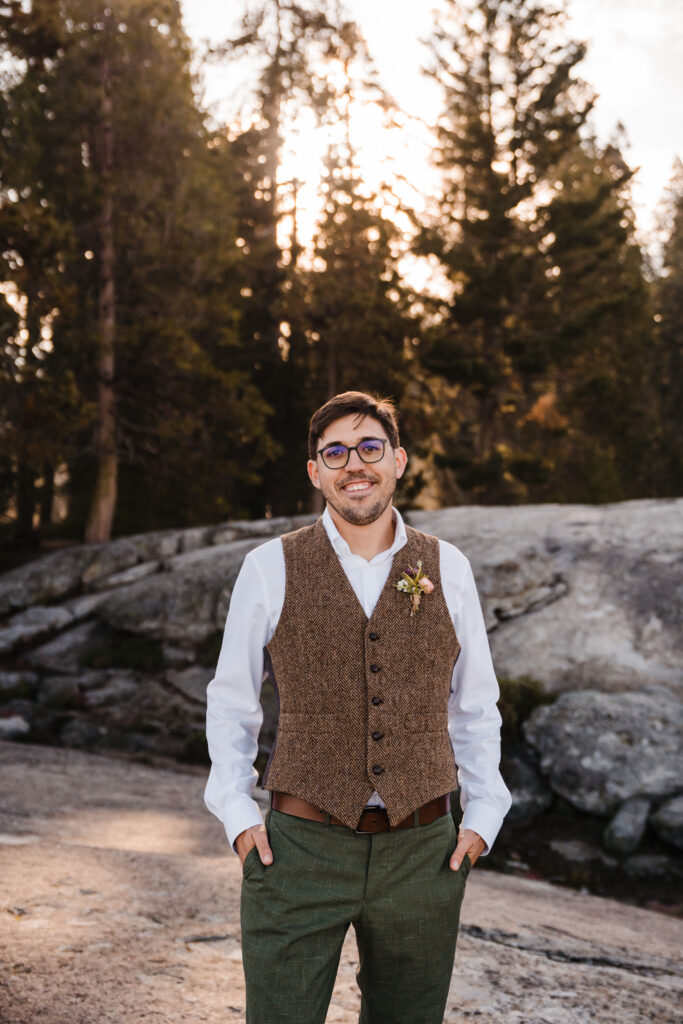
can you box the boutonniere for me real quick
[395,560,434,616]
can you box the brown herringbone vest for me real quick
[262,516,461,828]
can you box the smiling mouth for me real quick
[340,479,376,496]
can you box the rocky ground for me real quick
[1,741,681,1024]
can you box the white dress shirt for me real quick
[204,505,511,854]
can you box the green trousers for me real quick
[240,807,471,1024]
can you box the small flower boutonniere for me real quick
[395,560,435,616]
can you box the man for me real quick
[205,391,511,1024]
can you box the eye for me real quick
[323,446,347,458]
[358,440,383,453]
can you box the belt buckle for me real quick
[355,806,390,834]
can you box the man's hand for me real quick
[235,823,273,867]
[450,827,485,871]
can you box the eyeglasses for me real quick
[317,438,388,470]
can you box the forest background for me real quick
[0,0,681,566]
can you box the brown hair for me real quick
[308,391,400,460]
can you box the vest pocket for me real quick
[279,712,339,734]
[404,713,449,732]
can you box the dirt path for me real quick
[1,741,681,1024]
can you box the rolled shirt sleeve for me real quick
[204,547,275,853]
[442,544,512,853]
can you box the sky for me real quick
[180,0,683,247]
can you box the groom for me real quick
[205,391,511,1023]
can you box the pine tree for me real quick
[418,0,594,503]
[210,1,339,517]
[0,0,273,538]
[277,12,421,512]
[529,134,659,501]
[650,158,683,494]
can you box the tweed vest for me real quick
[262,516,461,828]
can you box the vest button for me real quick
[372,731,384,741]
[371,696,383,706]
[372,765,384,775]
[369,632,379,641]
[370,664,381,673]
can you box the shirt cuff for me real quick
[459,801,506,855]
[224,798,265,855]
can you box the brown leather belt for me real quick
[271,791,451,833]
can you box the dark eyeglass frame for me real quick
[317,438,388,470]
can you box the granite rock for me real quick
[406,498,683,694]
[603,796,652,854]
[523,687,682,815]
[500,749,553,824]
[0,605,75,655]
[96,538,265,643]
[650,795,683,851]
[165,665,212,704]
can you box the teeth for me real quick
[344,482,373,492]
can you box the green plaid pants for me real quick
[240,806,471,1024]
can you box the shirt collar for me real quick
[322,504,407,562]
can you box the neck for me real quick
[326,502,396,561]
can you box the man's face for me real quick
[307,413,407,526]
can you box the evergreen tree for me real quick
[0,0,272,538]
[211,0,339,517]
[530,134,659,501]
[650,158,683,494]
[280,12,422,511]
[418,0,594,503]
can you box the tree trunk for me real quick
[15,459,36,541]
[38,460,54,527]
[85,46,117,543]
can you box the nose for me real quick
[346,447,365,470]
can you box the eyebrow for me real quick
[320,435,388,447]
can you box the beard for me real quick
[323,473,396,526]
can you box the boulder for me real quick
[123,529,183,562]
[61,590,112,620]
[500,748,553,824]
[622,853,682,881]
[523,687,682,815]
[210,525,241,545]
[89,561,161,592]
[96,538,265,643]
[0,544,103,616]
[0,605,75,655]
[81,673,140,708]
[165,666,212,704]
[0,698,61,742]
[650,795,683,850]
[161,644,195,667]
[178,526,214,553]
[0,712,30,739]
[407,498,683,695]
[25,620,104,674]
[603,796,651,854]
[80,538,140,588]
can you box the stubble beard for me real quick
[324,476,396,526]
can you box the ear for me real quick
[307,458,321,490]
[394,446,408,479]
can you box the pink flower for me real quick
[394,560,434,615]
